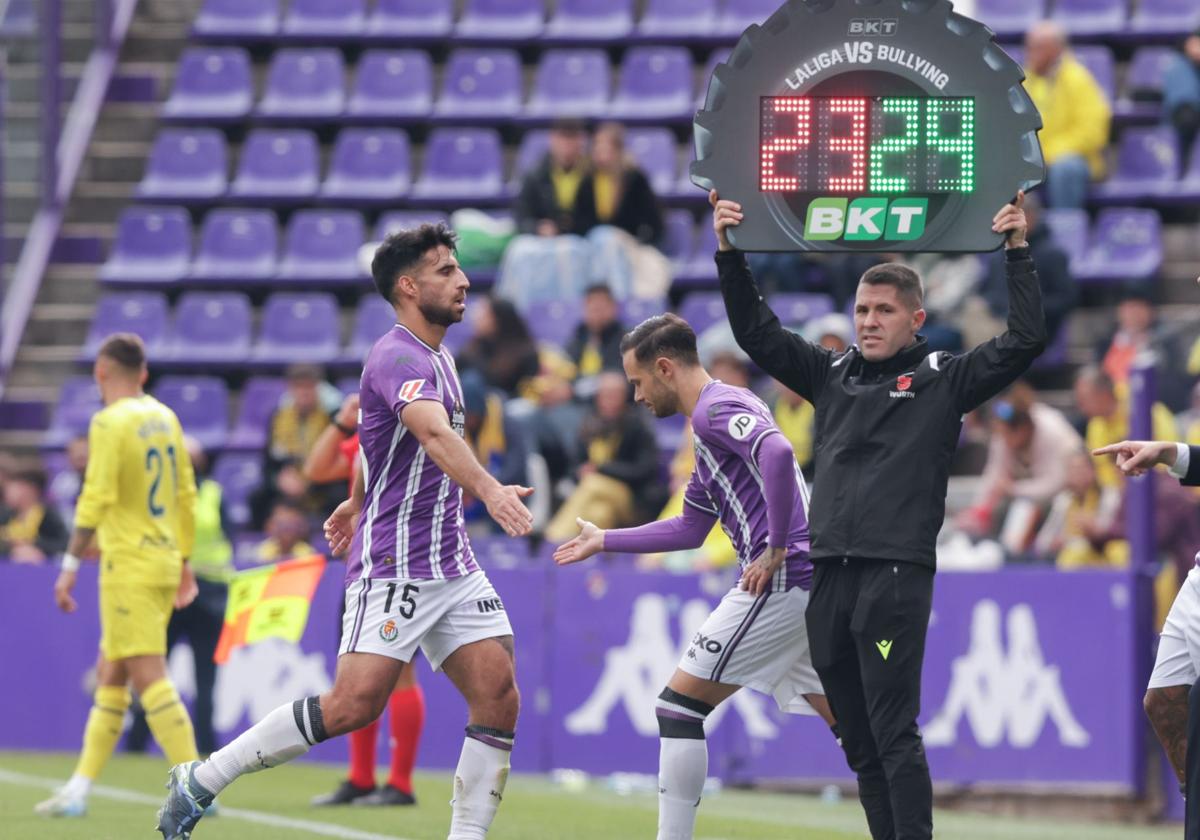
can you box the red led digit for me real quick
[760,97,811,191]
[826,97,867,192]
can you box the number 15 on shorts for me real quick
[384,582,419,619]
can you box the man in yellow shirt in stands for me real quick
[1023,21,1112,208]
[36,333,203,818]
[1075,364,1178,488]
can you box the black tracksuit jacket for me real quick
[717,246,1047,570]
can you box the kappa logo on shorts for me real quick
[379,619,399,642]
[397,379,426,403]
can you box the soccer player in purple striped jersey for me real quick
[157,224,533,840]
[554,314,836,840]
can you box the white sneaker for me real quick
[34,789,87,817]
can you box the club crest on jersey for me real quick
[397,379,425,403]
[890,374,916,399]
[379,619,399,642]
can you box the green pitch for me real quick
[0,751,1179,840]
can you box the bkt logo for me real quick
[804,197,928,242]
[848,18,898,36]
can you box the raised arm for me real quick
[303,394,358,483]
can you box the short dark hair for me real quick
[1075,364,1114,396]
[619,313,700,367]
[583,283,614,300]
[11,469,46,494]
[371,223,459,306]
[858,263,923,311]
[96,333,147,372]
[550,117,587,135]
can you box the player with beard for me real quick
[157,224,535,840]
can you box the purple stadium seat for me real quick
[193,0,279,38]
[100,206,192,285]
[230,129,320,201]
[1094,126,1179,201]
[82,293,169,360]
[436,49,522,119]
[680,221,718,287]
[277,210,366,285]
[510,130,551,187]
[412,129,504,202]
[347,50,433,120]
[523,300,580,348]
[136,129,228,201]
[211,453,263,525]
[545,0,633,40]
[1077,208,1163,283]
[1072,46,1115,103]
[367,0,453,38]
[697,47,731,106]
[227,377,286,450]
[191,208,278,283]
[973,0,1045,38]
[162,48,252,121]
[610,47,694,121]
[1126,47,1174,101]
[1176,136,1200,199]
[1041,208,1090,271]
[375,211,450,240]
[637,0,716,38]
[769,293,835,327]
[154,376,230,451]
[168,292,253,364]
[346,296,398,363]
[527,49,609,118]
[455,0,544,40]
[626,128,678,197]
[321,129,411,201]
[1131,0,1200,35]
[621,297,667,327]
[1051,0,1126,37]
[45,377,102,448]
[678,292,726,335]
[661,209,695,269]
[714,0,781,36]
[282,0,365,36]
[254,293,341,363]
[257,49,345,120]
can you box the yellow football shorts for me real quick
[99,582,176,660]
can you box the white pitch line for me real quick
[0,767,411,840]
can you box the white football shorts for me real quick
[1149,566,1200,690]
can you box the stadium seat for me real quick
[545,0,634,41]
[193,0,279,38]
[162,47,253,122]
[154,376,230,451]
[621,296,668,327]
[1130,0,1200,35]
[526,49,610,118]
[168,292,253,364]
[227,377,287,450]
[347,50,433,120]
[625,127,679,197]
[661,209,696,271]
[524,300,582,348]
[211,453,264,525]
[637,0,716,39]
[191,208,279,283]
[281,0,366,37]
[82,293,169,361]
[510,130,551,190]
[366,0,453,39]
[714,0,782,37]
[677,292,727,335]
[1077,208,1163,283]
[1175,135,1200,200]
[253,293,341,363]
[1093,126,1179,202]
[44,377,102,448]
[973,0,1045,39]
[276,210,366,285]
[436,49,523,120]
[610,47,694,121]
[769,293,836,328]
[455,0,545,40]
[375,211,450,240]
[1042,208,1090,272]
[1051,0,1127,37]
[1123,47,1174,108]
[257,48,345,120]
[680,222,719,288]
[99,206,192,285]
[136,129,228,201]
[1072,45,1115,103]
[230,129,320,202]
[411,128,505,203]
[346,296,398,364]
[321,128,411,202]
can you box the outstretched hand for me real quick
[553,518,605,566]
[485,485,535,537]
[1091,439,1179,478]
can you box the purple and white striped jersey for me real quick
[687,381,813,591]
[346,324,479,584]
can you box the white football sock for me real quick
[194,698,325,795]
[655,688,713,840]
[448,726,513,840]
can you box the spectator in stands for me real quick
[1096,289,1193,412]
[0,469,69,563]
[573,122,663,246]
[47,434,89,526]
[1164,28,1200,164]
[708,351,751,390]
[514,118,588,237]
[1074,365,1178,488]
[545,372,662,541]
[255,499,316,564]
[1033,449,1124,567]
[1022,21,1112,208]
[565,284,626,385]
[458,296,541,398]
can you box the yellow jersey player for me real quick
[36,333,203,818]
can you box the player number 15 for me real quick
[384,582,419,620]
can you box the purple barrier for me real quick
[0,563,1139,789]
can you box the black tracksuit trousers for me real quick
[807,557,935,840]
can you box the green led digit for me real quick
[869,98,920,193]
[925,98,975,192]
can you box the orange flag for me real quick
[214,554,327,664]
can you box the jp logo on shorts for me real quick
[379,619,399,642]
